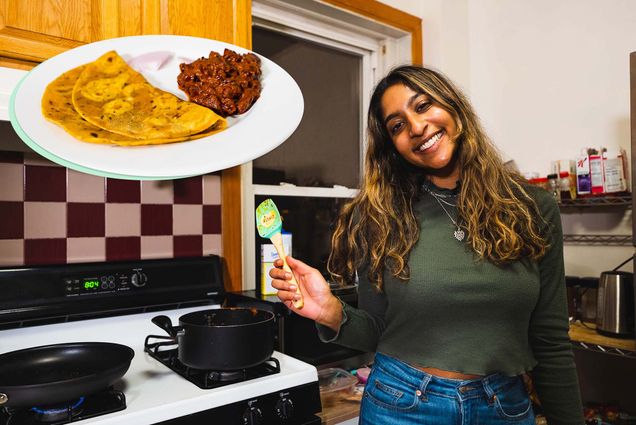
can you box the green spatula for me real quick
[255,199,303,309]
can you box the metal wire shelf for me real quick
[572,341,636,359]
[562,234,632,246]
[558,195,631,209]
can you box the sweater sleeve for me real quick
[316,268,388,352]
[529,191,584,425]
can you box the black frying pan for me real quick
[0,342,134,408]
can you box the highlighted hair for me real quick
[328,66,548,289]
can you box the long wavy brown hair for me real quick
[327,66,549,289]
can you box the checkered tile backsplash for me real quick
[0,150,222,266]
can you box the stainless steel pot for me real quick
[596,271,634,337]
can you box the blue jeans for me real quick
[360,353,535,425]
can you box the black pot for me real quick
[152,308,275,370]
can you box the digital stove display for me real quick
[62,269,147,297]
[0,389,125,425]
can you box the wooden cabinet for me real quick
[0,0,251,68]
[0,0,249,291]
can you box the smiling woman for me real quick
[269,65,585,425]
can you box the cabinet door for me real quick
[0,0,250,67]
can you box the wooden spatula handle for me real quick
[270,232,303,309]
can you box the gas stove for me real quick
[0,257,321,425]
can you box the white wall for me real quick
[467,0,636,275]
[381,0,471,89]
[382,0,636,276]
[468,0,636,175]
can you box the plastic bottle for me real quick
[547,173,560,200]
[559,171,576,200]
[589,151,604,194]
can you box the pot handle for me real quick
[151,315,180,338]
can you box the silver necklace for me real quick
[422,184,465,241]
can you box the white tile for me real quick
[173,205,202,235]
[68,170,105,202]
[0,239,24,265]
[203,174,221,204]
[106,204,141,237]
[141,180,173,204]
[141,236,173,259]
[24,202,66,238]
[67,238,106,263]
[0,163,23,201]
[203,234,222,256]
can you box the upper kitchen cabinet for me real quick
[0,0,251,69]
[0,0,249,292]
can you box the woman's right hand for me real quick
[269,255,343,331]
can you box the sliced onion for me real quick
[128,51,174,72]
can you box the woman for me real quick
[270,65,583,425]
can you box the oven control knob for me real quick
[275,397,294,420]
[242,406,262,425]
[131,271,147,287]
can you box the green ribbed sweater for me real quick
[318,185,583,425]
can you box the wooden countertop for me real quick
[316,390,362,425]
[569,321,635,352]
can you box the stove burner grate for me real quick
[0,389,125,425]
[144,335,281,389]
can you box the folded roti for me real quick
[71,51,222,140]
[42,64,226,146]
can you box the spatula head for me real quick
[255,198,283,239]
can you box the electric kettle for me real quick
[595,270,634,338]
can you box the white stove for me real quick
[0,256,321,425]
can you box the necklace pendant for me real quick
[454,228,465,241]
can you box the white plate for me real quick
[10,35,303,180]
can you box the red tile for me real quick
[106,237,141,261]
[106,179,140,203]
[25,238,67,265]
[202,205,221,234]
[0,151,24,164]
[0,201,24,239]
[174,176,202,204]
[67,203,105,237]
[141,204,173,235]
[25,165,66,202]
[174,235,202,258]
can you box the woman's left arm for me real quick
[529,192,584,425]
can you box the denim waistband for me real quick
[373,352,522,401]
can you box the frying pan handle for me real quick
[151,315,181,338]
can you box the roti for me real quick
[42,65,226,146]
[43,65,141,144]
[71,50,222,140]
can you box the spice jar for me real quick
[528,176,548,191]
[547,173,560,200]
[559,171,576,200]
